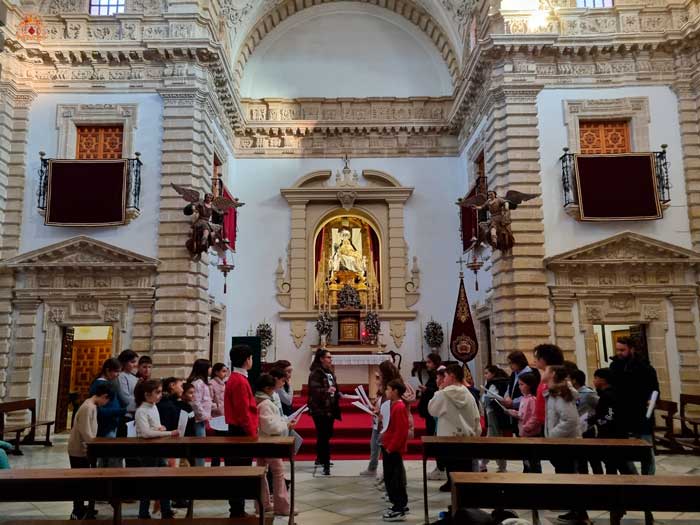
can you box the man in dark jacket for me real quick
[609,336,659,476]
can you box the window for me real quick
[76,125,124,159]
[579,120,630,154]
[89,0,125,16]
[577,0,613,7]
[212,154,223,197]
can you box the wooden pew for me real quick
[0,466,266,525]
[451,472,700,525]
[87,436,295,525]
[0,399,54,455]
[422,436,652,525]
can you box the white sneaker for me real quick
[428,468,446,480]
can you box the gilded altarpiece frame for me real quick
[545,232,700,402]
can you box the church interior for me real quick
[1,0,700,523]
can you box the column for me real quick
[484,86,550,360]
[670,295,700,396]
[387,201,408,311]
[152,89,215,377]
[551,297,576,363]
[0,82,36,401]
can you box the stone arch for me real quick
[233,0,460,92]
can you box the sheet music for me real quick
[209,415,228,432]
[126,420,136,438]
[287,404,309,422]
[356,385,372,408]
[352,400,375,415]
[177,410,190,436]
[380,400,391,434]
[646,390,659,419]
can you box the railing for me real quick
[37,154,142,214]
[559,147,670,208]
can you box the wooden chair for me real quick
[0,399,54,455]
[674,394,700,454]
[652,399,684,454]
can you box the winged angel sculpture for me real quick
[458,189,537,254]
[171,184,244,260]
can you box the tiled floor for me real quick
[1,435,699,524]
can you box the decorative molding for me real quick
[563,97,651,154]
[290,320,306,349]
[389,319,406,349]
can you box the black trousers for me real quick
[382,447,407,512]
[312,415,335,467]
[424,416,444,471]
[69,456,95,517]
[225,425,253,517]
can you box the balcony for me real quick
[560,147,670,221]
[38,154,142,226]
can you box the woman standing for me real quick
[187,358,212,466]
[307,349,340,476]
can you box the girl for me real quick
[187,358,212,466]
[209,362,229,418]
[256,373,297,516]
[507,372,541,438]
[272,360,294,417]
[481,365,510,472]
[361,360,415,477]
[418,353,444,480]
[307,349,339,476]
[134,379,179,519]
[545,365,580,475]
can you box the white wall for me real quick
[537,86,692,257]
[226,157,465,385]
[20,93,163,258]
[240,3,453,99]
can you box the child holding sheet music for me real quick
[255,373,298,517]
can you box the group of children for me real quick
[67,347,298,520]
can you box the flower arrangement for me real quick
[337,284,361,310]
[364,310,380,337]
[424,320,444,349]
[256,322,273,350]
[316,311,333,336]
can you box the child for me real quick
[210,363,229,418]
[418,353,444,480]
[481,365,510,473]
[67,382,111,520]
[544,366,580,441]
[272,360,294,417]
[381,379,409,522]
[506,372,541,472]
[158,377,194,436]
[137,355,153,383]
[134,379,179,519]
[115,349,139,423]
[188,358,212,466]
[255,374,296,516]
[571,369,601,477]
[591,368,633,474]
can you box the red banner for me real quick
[449,276,478,363]
[222,185,237,252]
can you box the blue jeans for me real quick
[138,457,171,518]
[193,421,206,466]
[626,433,656,476]
[96,429,123,468]
[367,427,381,472]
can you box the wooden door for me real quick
[55,327,75,433]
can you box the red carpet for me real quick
[293,385,427,461]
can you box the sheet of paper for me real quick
[405,376,421,392]
[291,429,303,455]
[356,385,372,408]
[287,404,308,422]
[177,410,189,436]
[485,390,505,402]
[209,415,228,432]
[352,400,375,416]
[342,394,361,401]
[646,390,659,419]
[494,399,508,411]
[380,400,391,434]
[126,420,136,438]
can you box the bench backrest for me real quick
[680,394,700,435]
[0,399,37,436]
[652,399,678,452]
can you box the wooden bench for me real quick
[451,472,700,525]
[0,399,53,455]
[673,393,700,453]
[422,436,653,524]
[0,466,266,525]
[87,436,295,525]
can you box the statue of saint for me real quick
[329,229,366,275]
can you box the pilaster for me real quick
[6,299,40,402]
[669,295,700,396]
[551,297,576,363]
[484,86,550,359]
[152,88,216,377]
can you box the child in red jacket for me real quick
[381,379,409,522]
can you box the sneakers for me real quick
[382,509,407,522]
[428,467,447,480]
[557,510,590,523]
[322,466,331,476]
[360,468,378,477]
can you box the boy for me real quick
[67,383,112,520]
[137,356,153,383]
[381,379,409,522]
[224,344,259,518]
[115,349,139,421]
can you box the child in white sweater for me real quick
[134,379,179,519]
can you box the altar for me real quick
[311,344,391,397]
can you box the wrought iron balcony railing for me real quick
[38,154,142,218]
[560,147,670,209]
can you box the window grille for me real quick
[89,0,125,16]
[577,0,613,7]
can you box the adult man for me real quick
[609,336,659,476]
[224,344,259,518]
[428,364,481,492]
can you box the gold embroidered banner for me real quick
[449,276,478,363]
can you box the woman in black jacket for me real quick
[307,349,340,476]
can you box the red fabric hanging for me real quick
[222,185,237,252]
[449,276,479,364]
